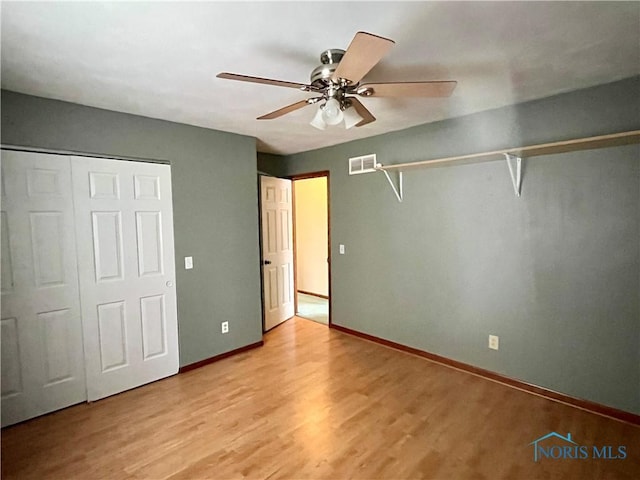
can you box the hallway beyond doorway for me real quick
[296,292,328,325]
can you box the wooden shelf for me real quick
[379,130,640,171]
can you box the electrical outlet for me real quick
[489,335,499,350]
[221,321,229,334]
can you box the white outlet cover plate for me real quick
[339,244,345,254]
[489,335,499,350]
[185,256,193,269]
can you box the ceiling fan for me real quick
[217,32,457,130]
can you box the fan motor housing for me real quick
[310,49,345,88]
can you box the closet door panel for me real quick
[71,157,179,401]
[0,151,87,427]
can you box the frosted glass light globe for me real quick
[322,98,344,125]
[343,105,364,129]
[310,107,327,130]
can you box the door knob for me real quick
[166,281,174,287]
[263,260,272,265]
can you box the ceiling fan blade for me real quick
[332,32,395,84]
[357,81,457,97]
[257,100,311,120]
[217,72,309,90]
[348,97,376,127]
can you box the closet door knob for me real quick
[263,260,272,265]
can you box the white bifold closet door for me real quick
[71,156,179,401]
[1,151,87,426]
[1,151,179,426]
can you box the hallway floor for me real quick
[296,292,328,324]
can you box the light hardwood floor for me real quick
[2,317,639,479]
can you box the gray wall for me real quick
[257,152,288,178]
[1,90,263,367]
[280,76,640,414]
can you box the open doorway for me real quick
[292,172,330,325]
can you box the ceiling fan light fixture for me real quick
[310,107,327,130]
[219,31,458,133]
[343,104,364,129]
[321,98,344,125]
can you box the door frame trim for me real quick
[290,171,331,326]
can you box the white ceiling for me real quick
[2,2,638,155]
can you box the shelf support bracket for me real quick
[504,153,522,197]
[381,169,403,202]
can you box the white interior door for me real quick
[71,157,179,401]
[1,151,87,426]
[260,176,294,330]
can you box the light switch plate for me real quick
[339,244,345,255]
[185,256,193,269]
